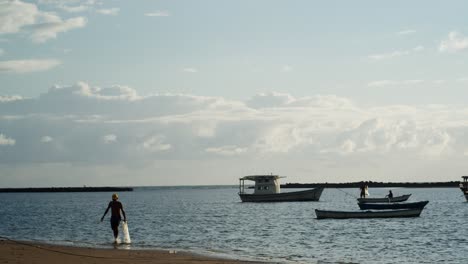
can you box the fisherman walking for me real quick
[101,193,127,243]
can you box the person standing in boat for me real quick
[359,183,366,198]
[101,193,127,243]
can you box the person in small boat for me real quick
[359,183,366,198]
[386,190,393,199]
[101,193,127,243]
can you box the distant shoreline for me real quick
[0,187,133,193]
[282,181,460,188]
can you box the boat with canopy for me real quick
[238,175,324,202]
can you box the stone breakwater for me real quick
[0,187,133,193]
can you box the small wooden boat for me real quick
[315,208,424,219]
[460,176,468,202]
[358,201,429,210]
[357,194,411,203]
[239,175,324,202]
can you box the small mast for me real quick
[460,176,468,192]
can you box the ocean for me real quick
[0,186,466,263]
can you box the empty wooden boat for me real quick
[358,201,429,210]
[315,208,424,219]
[357,194,411,203]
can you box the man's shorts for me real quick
[110,216,121,229]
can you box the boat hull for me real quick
[358,201,429,210]
[357,194,411,203]
[239,187,324,202]
[461,188,468,201]
[315,208,423,219]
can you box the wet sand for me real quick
[0,240,265,264]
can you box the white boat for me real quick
[357,194,411,203]
[460,176,468,202]
[315,208,424,219]
[238,175,324,202]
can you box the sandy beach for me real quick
[0,239,264,264]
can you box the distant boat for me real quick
[460,176,468,202]
[315,208,424,219]
[358,201,429,210]
[357,194,411,203]
[238,175,324,202]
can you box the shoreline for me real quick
[0,239,267,264]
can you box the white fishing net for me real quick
[121,221,131,244]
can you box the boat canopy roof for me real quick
[240,175,284,181]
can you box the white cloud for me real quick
[0,134,15,146]
[0,1,87,43]
[368,46,424,60]
[339,140,357,154]
[59,5,89,13]
[253,124,306,153]
[0,95,23,102]
[246,92,294,108]
[0,59,61,73]
[38,0,100,13]
[367,79,424,87]
[30,16,87,43]
[367,80,396,87]
[3,83,468,185]
[403,79,424,85]
[369,50,409,60]
[0,0,38,34]
[433,80,446,84]
[96,8,120,16]
[145,11,170,17]
[370,78,468,87]
[396,29,416,35]
[142,135,171,152]
[41,136,53,143]
[47,82,140,101]
[439,31,468,53]
[193,122,217,138]
[0,49,4,56]
[38,0,88,4]
[205,145,247,156]
[103,134,117,144]
[183,68,197,73]
[420,130,452,157]
[281,65,293,72]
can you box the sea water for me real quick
[0,186,467,263]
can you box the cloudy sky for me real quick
[1,0,468,187]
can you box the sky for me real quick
[1,0,468,187]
